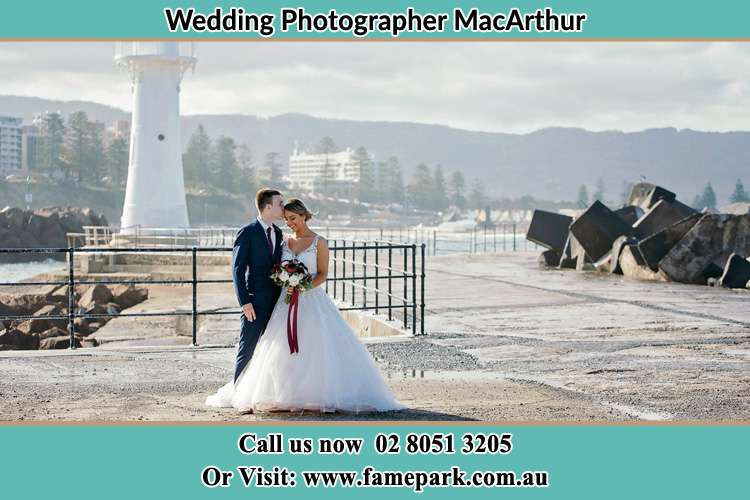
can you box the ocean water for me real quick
[0,259,65,284]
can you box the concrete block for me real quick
[613,205,644,226]
[718,253,750,289]
[633,199,698,239]
[538,249,561,268]
[637,213,702,270]
[526,210,573,255]
[569,200,633,262]
[659,214,750,284]
[627,182,676,210]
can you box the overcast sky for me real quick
[0,41,748,134]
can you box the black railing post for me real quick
[351,241,355,306]
[483,224,487,253]
[68,247,76,350]
[342,242,346,303]
[388,244,393,321]
[513,223,517,251]
[374,241,379,314]
[402,243,408,329]
[503,223,507,251]
[411,244,417,336]
[332,239,337,299]
[493,226,497,252]
[420,243,425,336]
[191,246,198,346]
[363,243,368,309]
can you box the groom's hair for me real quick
[256,188,281,212]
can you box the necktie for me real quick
[266,226,274,255]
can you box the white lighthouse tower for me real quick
[115,42,196,233]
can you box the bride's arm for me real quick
[311,237,329,288]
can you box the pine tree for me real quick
[87,121,106,186]
[262,152,284,189]
[432,164,449,210]
[407,163,434,210]
[577,184,589,208]
[593,177,606,202]
[211,136,240,193]
[182,125,212,189]
[701,182,717,210]
[65,111,90,183]
[730,179,749,203]
[390,160,405,205]
[236,143,256,195]
[354,146,375,202]
[448,170,467,210]
[468,178,487,210]
[106,136,129,187]
[38,112,66,178]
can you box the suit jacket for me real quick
[232,219,283,307]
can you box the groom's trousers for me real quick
[234,299,274,382]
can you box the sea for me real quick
[0,259,66,284]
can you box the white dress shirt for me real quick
[256,216,276,251]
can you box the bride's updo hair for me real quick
[283,198,315,221]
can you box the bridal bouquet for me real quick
[270,260,313,304]
[270,260,312,354]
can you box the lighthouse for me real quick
[115,42,196,233]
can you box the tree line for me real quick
[32,111,128,186]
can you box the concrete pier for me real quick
[2,252,749,421]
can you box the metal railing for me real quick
[65,223,541,256]
[0,240,426,350]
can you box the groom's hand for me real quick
[242,303,256,322]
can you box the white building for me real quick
[21,125,40,173]
[288,147,366,192]
[0,116,23,175]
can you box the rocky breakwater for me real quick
[0,206,109,263]
[0,283,148,350]
[527,182,750,290]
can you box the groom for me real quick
[232,188,285,383]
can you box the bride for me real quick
[206,198,406,414]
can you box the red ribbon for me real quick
[286,289,300,354]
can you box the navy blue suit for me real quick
[232,219,283,381]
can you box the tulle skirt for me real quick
[205,286,406,413]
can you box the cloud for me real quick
[0,41,748,133]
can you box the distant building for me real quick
[0,116,23,175]
[21,125,40,173]
[288,147,366,193]
[106,119,131,146]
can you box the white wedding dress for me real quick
[205,235,406,413]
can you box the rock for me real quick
[659,214,750,284]
[718,253,750,289]
[73,317,91,335]
[111,285,148,309]
[0,293,48,315]
[632,199,697,239]
[538,249,561,268]
[39,335,81,350]
[106,302,122,315]
[526,210,572,255]
[627,182,676,211]
[569,200,634,262]
[15,305,68,334]
[81,337,99,348]
[38,326,68,340]
[78,284,114,309]
[636,213,702,270]
[0,329,39,349]
[37,283,65,297]
[619,245,668,282]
